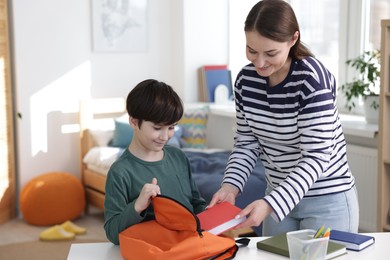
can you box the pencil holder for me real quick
[287,229,329,260]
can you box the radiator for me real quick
[346,144,378,232]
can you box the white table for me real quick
[67,233,389,260]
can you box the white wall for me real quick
[182,0,229,100]
[10,0,229,189]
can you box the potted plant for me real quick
[339,49,380,123]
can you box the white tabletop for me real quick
[67,232,388,260]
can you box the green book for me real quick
[257,233,347,259]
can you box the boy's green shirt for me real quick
[104,145,207,245]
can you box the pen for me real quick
[322,228,331,238]
[314,226,324,238]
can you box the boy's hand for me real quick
[134,178,161,213]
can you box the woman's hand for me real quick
[234,199,273,229]
[208,183,240,208]
[134,178,161,213]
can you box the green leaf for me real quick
[339,50,380,111]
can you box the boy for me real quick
[104,79,207,245]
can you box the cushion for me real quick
[83,146,124,169]
[20,172,85,226]
[179,105,209,149]
[109,115,133,148]
[89,129,114,146]
[166,125,190,148]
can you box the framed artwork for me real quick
[91,0,148,52]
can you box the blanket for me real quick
[185,150,267,236]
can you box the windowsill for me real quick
[209,104,378,139]
[209,103,235,117]
[339,114,378,139]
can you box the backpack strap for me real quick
[235,237,251,247]
[210,237,250,259]
[211,244,239,260]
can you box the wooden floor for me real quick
[0,208,107,246]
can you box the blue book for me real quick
[202,66,233,102]
[329,230,375,251]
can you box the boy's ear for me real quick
[129,117,138,128]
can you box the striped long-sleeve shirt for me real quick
[223,57,355,222]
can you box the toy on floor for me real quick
[39,220,86,241]
[20,172,86,226]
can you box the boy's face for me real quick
[132,119,176,152]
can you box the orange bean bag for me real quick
[20,172,85,226]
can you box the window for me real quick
[228,0,390,115]
[290,0,342,110]
[291,0,339,81]
[367,0,390,50]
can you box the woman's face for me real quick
[245,30,297,80]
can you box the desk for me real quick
[67,233,388,259]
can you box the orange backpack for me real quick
[119,195,247,260]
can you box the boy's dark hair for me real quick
[126,79,183,126]
[245,0,313,60]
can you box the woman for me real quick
[209,0,359,236]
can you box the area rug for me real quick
[0,238,108,260]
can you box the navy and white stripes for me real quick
[223,57,355,222]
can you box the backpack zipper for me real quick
[155,194,204,237]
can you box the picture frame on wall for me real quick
[91,0,148,53]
